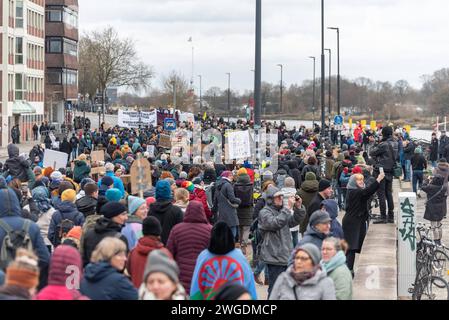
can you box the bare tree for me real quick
[161,71,189,110]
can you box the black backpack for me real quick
[54,213,76,247]
[0,219,33,271]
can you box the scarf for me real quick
[320,251,347,274]
[289,265,321,285]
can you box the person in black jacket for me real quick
[403,139,415,182]
[301,179,333,235]
[439,130,449,160]
[2,144,34,184]
[234,169,254,254]
[369,126,398,224]
[422,174,447,246]
[343,172,384,273]
[81,202,129,266]
[287,160,301,189]
[76,183,98,217]
[59,137,71,156]
[411,147,427,194]
[429,132,439,168]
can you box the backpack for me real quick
[0,219,33,271]
[53,213,76,247]
[79,214,102,257]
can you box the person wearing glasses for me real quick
[269,243,336,300]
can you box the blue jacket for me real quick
[98,171,125,199]
[0,183,50,285]
[80,262,138,300]
[48,201,85,246]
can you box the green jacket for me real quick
[328,264,353,300]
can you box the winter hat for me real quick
[341,144,348,151]
[305,172,317,181]
[105,163,115,172]
[414,147,423,154]
[381,126,393,138]
[128,196,146,215]
[208,221,236,255]
[352,166,363,175]
[309,210,332,227]
[5,252,39,290]
[61,189,77,203]
[182,181,195,193]
[203,169,217,184]
[143,250,179,284]
[262,170,274,181]
[43,167,54,178]
[237,168,247,176]
[179,171,188,179]
[78,154,87,161]
[220,171,233,179]
[50,171,63,181]
[145,196,156,207]
[296,243,322,266]
[65,226,82,241]
[142,216,162,237]
[155,180,172,201]
[101,176,114,187]
[100,201,127,219]
[318,179,332,192]
[106,188,122,202]
[214,282,251,300]
[80,178,95,191]
[48,245,83,286]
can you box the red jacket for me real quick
[166,201,212,293]
[34,285,89,300]
[127,236,172,288]
[189,187,212,220]
[245,168,255,183]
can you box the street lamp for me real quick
[226,72,231,122]
[325,48,331,116]
[320,0,326,135]
[198,75,202,112]
[309,56,316,128]
[277,64,283,122]
[328,27,340,116]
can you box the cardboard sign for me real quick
[158,134,172,149]
[90,167,106,176]
[227,130,252,160]
[43,149,69,170]
[121,175,131,187]
[146,145,155,158]
[91,150,105,163]
[130,158,152,196]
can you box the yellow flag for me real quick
[370,121,376,130]
[203,112,207,121]
[361,120,367,128]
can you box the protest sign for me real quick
[146,145,155,158]
[43,149,69,170]
[91,150,105,163]
[158,134,172,149]
[227,130,252,160]
[118,110,157,128]
[130,158,152,197]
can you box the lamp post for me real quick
[325,48,331,116]
[254,0,262,128]
[320,0,326,136]
[328,27,340,116]
[226,72,231,122]
[198,75,202,112]
[309,56,316,128]
[277,64,283,122]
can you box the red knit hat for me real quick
[48,245,83,286]
[352,166,363,175]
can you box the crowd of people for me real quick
[0,114,447,300]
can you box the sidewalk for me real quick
[0,141,37,161]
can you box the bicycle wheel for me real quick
[421,276,449,300]
[431,249,449,282]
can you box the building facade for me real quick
[45,0,78,127]
[1,0,46,147]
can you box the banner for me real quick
[118,110,157,128]
[227,130,252,160]
[43,149,69,170]
[179,111,195,124]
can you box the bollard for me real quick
[397,192,417,299]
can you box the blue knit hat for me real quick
[155,180,172,201]
[128,196,146,215]
[106,188,122,202]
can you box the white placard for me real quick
[227,130,252,160]
[178,111,195,124]
[146,145,155,158]
[118,110,157,128]
[43,149,69,170]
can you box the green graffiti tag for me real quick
[399,197,415,251]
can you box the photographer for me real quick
[369,126,398,224]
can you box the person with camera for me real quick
[369,126,398,224]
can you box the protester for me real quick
[411,146,427,195]
[122,196,147,250]
[214,282,252,300]
[234,168,254,254]
[320,199,344,239]
[81,237,137,300]
[302,179,333,235]
[422,174,447,246]
[173,188,189,213]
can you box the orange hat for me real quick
[43,167,55,178]
[61,189,77,203]
[66,226,82,241]
[237,168,247,176]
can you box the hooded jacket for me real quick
[214,178,241,228]
[234,174,254,226]
[166,201,212,293]
[297,225,330,250]
[3,144,33,183]
[189,187,212,221]
[287,161,302,189]
[433,162,449,186]
[127,236,172,288]
[298,179,319,211]
[369,137,398,172]
[422,175,447,222]
[275,169,288,188]
[80,261,138,300]
[321,199,344,239]
[81,217,129,266]
[258,186,304,266]
[73,160,91,183]
[0,180,50,288]
[320,251,353,300]
[149,200,183,245]
[269,266,336,300]
[75,195,97,217]
[48,201,85,247]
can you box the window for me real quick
[63,69,78,86]
[63,7,78,28]
[63,39,78,57]
[47,70,62,84]
[15,74,26,100]
[16,0,24,28]
[15,37,24,64]
[46,8,62,22]
[46,37,62,53]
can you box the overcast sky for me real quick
[78,0,449,93]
